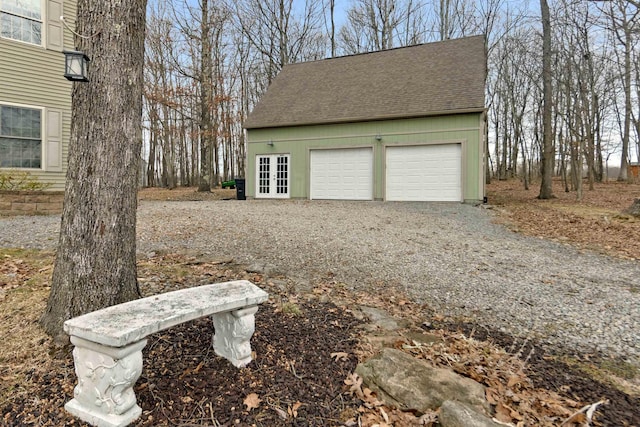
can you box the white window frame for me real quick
[0,101,45,170]
[255,154,290,199]
[0,0,44,46]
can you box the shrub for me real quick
[0,170,52,191]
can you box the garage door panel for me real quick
[310,148,373,200]
[386,144,461,202]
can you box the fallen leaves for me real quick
[560,399,608,426]
[1,256,31,288]
[487,179,640,260]
[288,401,302,418]
[265,400,303,420]
[272,405,288,420]
[397,329,589,426]
[331,351,349,362]
[2,247,635,426]
[494,402,522,423]
[243,392,261,411]
[344,372,365,400]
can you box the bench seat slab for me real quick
[63,280,268,347]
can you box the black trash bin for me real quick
[235,178,246,200]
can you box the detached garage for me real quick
[244,35,487,203]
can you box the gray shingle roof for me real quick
[244,35,486,129]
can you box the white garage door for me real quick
[310,148,373,200]
[386,144,462,201]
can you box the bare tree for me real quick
[431,0,478,41]
[136,0,637,193]
[169,0,228,190]
[145,0,235,189]
[324,0,337,57]
[197,0,214,191]
[145,7,181,188]
[232,0,325,82]
[338,0,434,54]
[633,47,640,165]
[603,0,639,181]
[539,0,554,199]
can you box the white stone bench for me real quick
[62,280,268,427]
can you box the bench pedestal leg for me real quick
[212,305,258,367]
[65,336,146,427]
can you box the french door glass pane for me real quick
[258,156,270,194]
[276,156,288,194]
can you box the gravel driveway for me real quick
[1,200,639,366]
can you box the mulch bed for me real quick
[5,303,639,426]
[2,298,362,427]
[137,300,361,426]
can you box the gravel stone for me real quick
[1,199,639,366]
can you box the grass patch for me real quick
[560,355,640,397]
[600,358,640,381]
[280,301,303,316]
[0,248,55,407]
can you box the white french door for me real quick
[256,154,290,198]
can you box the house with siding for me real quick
[244,35,487,202]
[0,0,74,191]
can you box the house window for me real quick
[0,0,42,45]
[0,105,42,168]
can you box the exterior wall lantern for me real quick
[63,50,90,82]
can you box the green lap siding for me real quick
[246,113,485,202]
[0,1,76,191]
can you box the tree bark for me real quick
[539,0,554,199]
[330,0,336,57]
[40,0,147,339]
[199,0,213,192]
[618,11,631,182]
[625,198,640,217]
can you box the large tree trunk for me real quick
[539,0,554,199]
[40,0,147,340]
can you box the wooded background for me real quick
[142,0,640,194]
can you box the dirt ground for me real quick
[137,186,236,202]
[1,182,640,426]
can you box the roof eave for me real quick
[243,107,486,130]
